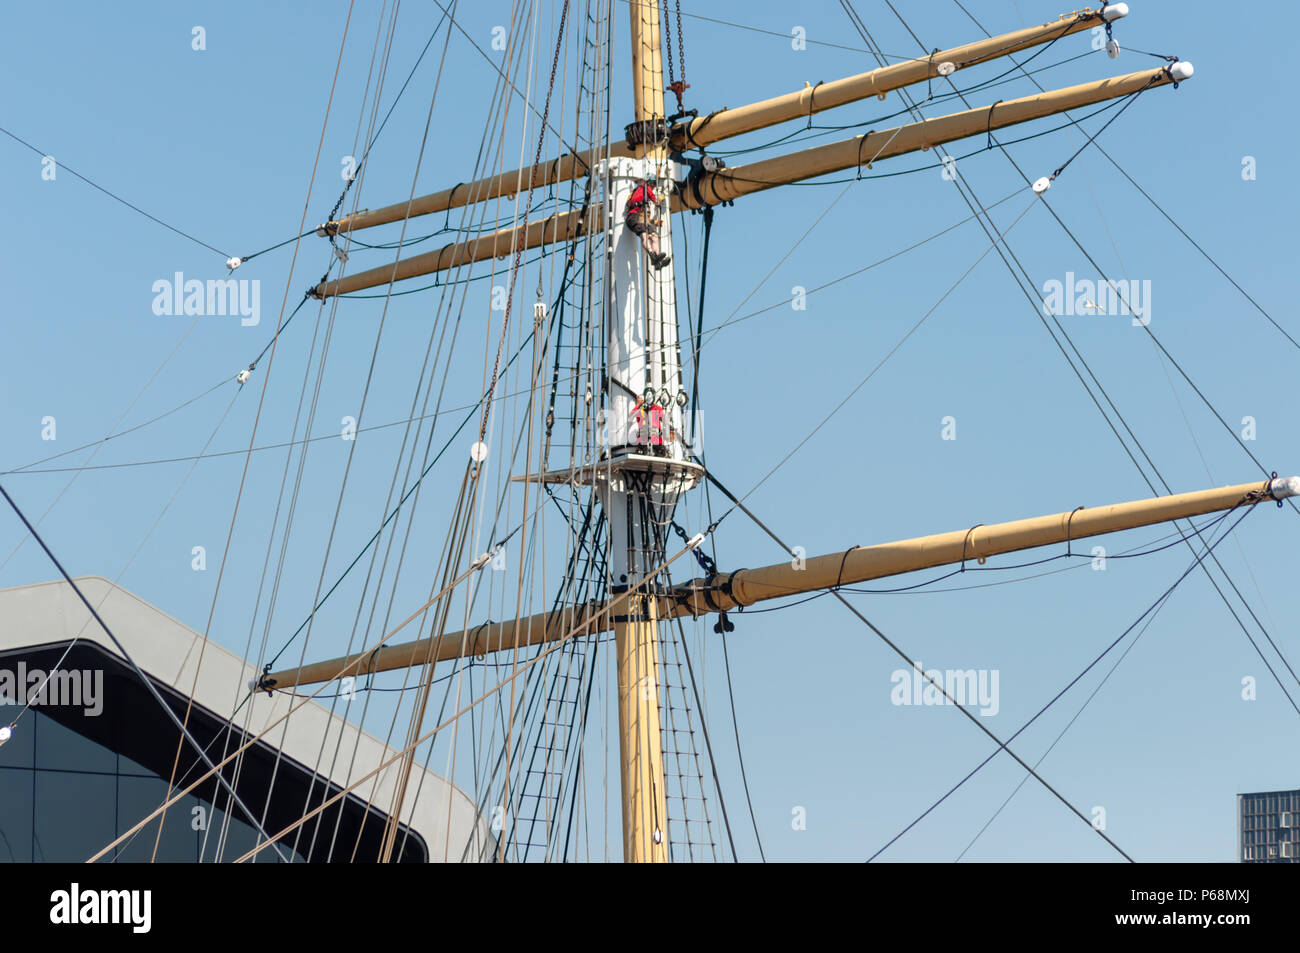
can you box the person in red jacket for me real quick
[631,396,668,453]
[624,174,670,270]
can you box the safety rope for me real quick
[687,204,715,446]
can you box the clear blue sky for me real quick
[2,1,1298,862]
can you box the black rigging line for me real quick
[262,254,583,670]
[717,613,764,861]
[689,205,714,443]
[1099,150,1300,351]
[937,9,1300,703]
[868,1,1300,704]
[928,4,1300,703]
[707,93,1136,189]
[5,378,232,473]
[494,501,606,860]
[682,346,767,858]
[249,293,313,371]
[236,230,317,267]
[0,482,289,862]
[702,462,1135,861]
[4,275,331,478]
[0,125,229,257]
[947,0,1300,355]
[703,187,1021,336]
[707,48,1098,161]
[336,245,563,296]
[844,2,1300,861]
[666,594,741,862]
[1047,78,1156,182]
[430,0,590,171]
[611,0,908,57]
[355,6,453,169]
[955,572,1175,861]
[868,503,1262,862]
[234,8,454,266]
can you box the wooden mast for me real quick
[615,0,670,865]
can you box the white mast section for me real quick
[596,154,700,590]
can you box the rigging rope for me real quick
[153,0,360,859]
[479,0,572,444]
[947,0,1300,356]
[868,503,1262,862]
[260,262,577,671]
[873,2,1300,712]
[0,124,230,257]
[854,0,1300,854]
[688,205,713,444]
[0,482,290,862]
[935,1,1300,715]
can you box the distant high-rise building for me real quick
[1238,788,1300,862]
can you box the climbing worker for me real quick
[631,395,650,447]
[624,174,670,270]
[647,401,667,454]
[631,396,668,453]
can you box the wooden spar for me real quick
[675,63,1185,210]
[673,476,1295,615]
[262,476,1297,690]
[325,144,631,236]
[321,5,1121,237]
[667,6,1119,153]
[262,601,605,689]
[313,204,602,299]
[312,63,1188,299]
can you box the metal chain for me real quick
[675,0,686,86]
[669,519,717,575]
[661,0,675,85]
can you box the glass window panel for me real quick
[204,805,304,863]
[0,652,407,864]
[204,806,257,863]
[34,770,115,862]
[0,706,34,769]
[33,710,116,774]
[117,749,155,778]
[115,776,200,863]
[0,767,33,862]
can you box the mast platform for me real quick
[510,452,705,490]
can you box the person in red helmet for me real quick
[624,173,671,270]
